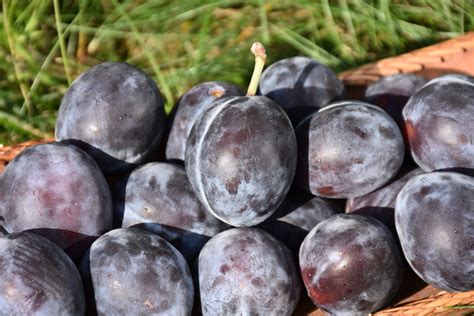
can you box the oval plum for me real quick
[402,74,474,171]
[198,228,300,315]
[299,214,403,315]
[395,171,474,291]
[0,232,85,315]
[120,162,227,236]
[89,228,194,315]
[56,62,166,174]
[0,142,112,260]
[295,101,405,198]
[185,95,297,227]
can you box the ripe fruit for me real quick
[88,228,194,314]
[300,214,403,315]
[56,62,166,174]
[198,228,300,315]
[403,74,474,171]
[0,142,113,260]
[295,100,405,198]
[259,56,344,125]
[185,43,297,227]
[166,81,243,161]
[395,171,474,292]
[0,232,85,314]
[120,162,227,235]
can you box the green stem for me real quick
[53,0,72,85]
[246,42,266,96]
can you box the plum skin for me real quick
[198,227,300,315]
[89,228,194,315]
[185,95,297,227]
[120,162,226,236]
[402,74,474,171]
[295,101,405,199]
[299,214,403,315]
[395,171,474,292]
[0,142,113,259]
[0,232,85,315]
[56,61,166,174]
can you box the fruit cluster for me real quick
[0,42,473,315]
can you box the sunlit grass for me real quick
[0,0,472,144]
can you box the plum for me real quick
[259,56,345,125]
[88,228,194,315]
[166,81,243,161]
[346,167,425,236]
[295,100,405,198]
[185,95,296,227]
[395,171,474,292]
[0,142,112,260]
[403,74,474,171]
[56,62,166,174]
[0,232,85,315]
[364,73,427,127]
[120,162,227,236]
[185,43,297,227]
[198,228,300,315]
[299,214,403,315]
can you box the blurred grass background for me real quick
[0,0,472,144]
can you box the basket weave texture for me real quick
[1,33,474,316]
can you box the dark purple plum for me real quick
[395,172,474,292]
[346,167,425,235]
[259,189,344,260]
[89,228,194,315]
[403,74,474,171]
[120,162,227,236]
[0,232,84,314]
[166,81,243,161]
[295,100,405,198]
[56,62,166,174]
[198,228,300,315]
[259,56,345,125]
[185,95,297,227]
[299,214,403,315]
[364,73,427,128]
[0,142,112,260]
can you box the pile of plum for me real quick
[0,42,473,315]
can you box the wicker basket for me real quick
[1,33,474,315]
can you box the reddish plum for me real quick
[0,142,112,260]
[403,74,474,171]
[300,214,403,315]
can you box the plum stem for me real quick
[246,42,267,96]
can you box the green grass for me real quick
[0,0,473,144]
